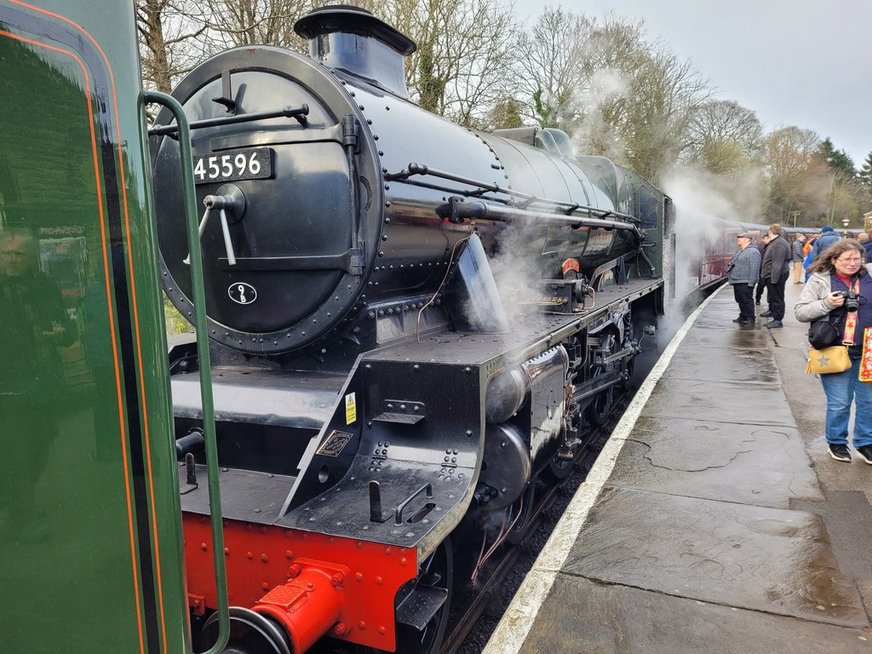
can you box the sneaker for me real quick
[732,317,744,323]
[828,444,852,462]
[856,445,872,465]
[760,311,773,317]
[739,318,755,325]
[766,320,783,328]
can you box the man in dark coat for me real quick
[727,232,761,325]
[759,223,790,328]
[754,233,769,305]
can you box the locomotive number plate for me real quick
[193,147,272,184]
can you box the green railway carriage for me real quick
[0,2,195,651]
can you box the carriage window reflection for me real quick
[0,227,78,541]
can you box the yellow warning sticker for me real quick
[345,392,357,424]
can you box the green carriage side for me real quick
[0,2,194,651]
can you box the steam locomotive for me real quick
[146,7,675,652]
[2,2,688,653]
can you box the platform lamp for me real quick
[842,217,850,236]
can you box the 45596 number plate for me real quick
[193,147,272,184]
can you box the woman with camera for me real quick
[795,239,872,464]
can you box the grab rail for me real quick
[145,91,230,654]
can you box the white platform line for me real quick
[481,286,724,654]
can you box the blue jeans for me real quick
[819,357,872,448]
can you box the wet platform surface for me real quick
[485,282,872,653]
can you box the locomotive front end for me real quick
[152,41,389,355]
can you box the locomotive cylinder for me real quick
[480,346,570,508]
[485,367,528,424]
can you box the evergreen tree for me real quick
[858,152,872,189]
[817,137,856,177]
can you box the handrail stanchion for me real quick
[144,91,230,654]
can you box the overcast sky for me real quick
[514,0,872,167]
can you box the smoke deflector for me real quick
[444,233,509,333]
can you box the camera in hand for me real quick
[835,289,861,312]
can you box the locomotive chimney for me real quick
[294,5,416,99]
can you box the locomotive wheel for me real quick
[394,539,453,654]
[586,331,617,426]
[548,443,578,480]
[586,385,613,426]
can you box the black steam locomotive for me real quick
[151,6,672,653]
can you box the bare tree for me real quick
[569,15,651,162]
[378,0,518,125]
[187,0,313,51]
[687,100,762,175]
[137,0,207,92]
[514,6,590,130]
[765,126,819,180]
[616,48,711,181]
[441,1,518,127]
[763,126,826,222]
[513,10,710,182]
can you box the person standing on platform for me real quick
[863,230,872,261]
[802,239,817,282]
[727,232,761,325]
[795,239,872,464]
[809,225,839,265]
[755,233,770,306]
[791,234,806,283]
[760,224,790,328]
[803,235,815,257]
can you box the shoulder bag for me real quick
[805,345,851,375]
[807,308,846,349]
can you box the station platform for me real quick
[483,280,872,653]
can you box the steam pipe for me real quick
[392,162,641,225]
[639,246,659,278]
[436,197,640,234]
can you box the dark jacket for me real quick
[760,235,790,284]
[863,239,872,260]
[727,245,761,286]
[791,240,805,261]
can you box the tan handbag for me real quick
[805,345,851,374]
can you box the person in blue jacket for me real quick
[863,230,872,260]
[808,225,840,265]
